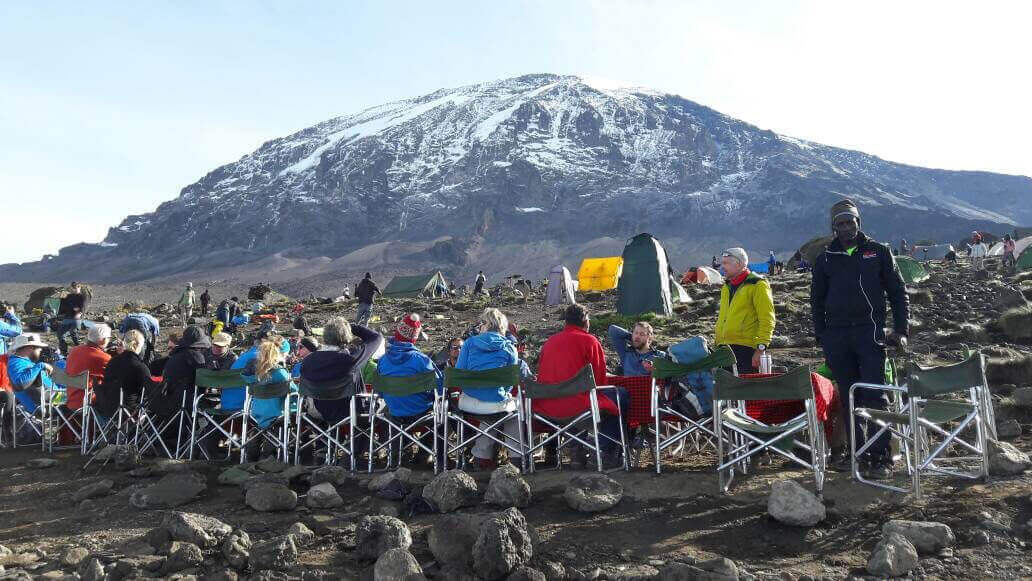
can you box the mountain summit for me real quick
[7,73,1031,283]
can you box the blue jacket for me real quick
[7,354,54,391]
[376,339,442,417]
[119,313,160,338]
[455,332,519,403]
[665,336,715,415]
[608,325,660,377]
[241,366,297,428]
[0,312,22,354]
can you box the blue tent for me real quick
[748,262,770,274]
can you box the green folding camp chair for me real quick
[523,365,628,473]
[713,366,826,496]
[368,369,444,473]
[240,380,298,464]
[850,352,991,498]
[443,365,526,471]
[187,369,248,461]
[649,345,737,474]
[294,375,373,470]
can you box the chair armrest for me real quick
[849,382,907,395]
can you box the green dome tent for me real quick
[616,233,676,316]
[1017,245,1032,272]
[383,271,449,298]
[895,256,930,284]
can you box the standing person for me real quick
[970,238,988,271]
[473,271,487,296]
[767,251,777,276]
[899,239,909,256]
[355,273,381,327]
[811,198,909,479]
[199,289,211,316]
[215,297,239,328]
[711,256,720,270]
[65,324,113,412]
[714,248,776,374]
[57,282,88,355]
[1002,234,1017,270]
[178,283,196,324]
[0,304,23,355]
[608,322,660,376]
[119,312,160,364]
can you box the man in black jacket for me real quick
[57,282,88,355]
[811,199,909,479]
[354,274,381,327]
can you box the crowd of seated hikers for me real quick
[1,198,921,484]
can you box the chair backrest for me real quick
[249,380,292,399]
[371,369,439,396]
[906,352,985,398]
[651,345,737,379]
[713,365,813,402]
[194,369,246,390]
[444,365,521,390]
[524,364,596,399]
[51,368,89,390]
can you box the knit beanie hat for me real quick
[830,198,861,226]
[722,247,748,267]
[394,313,422,343]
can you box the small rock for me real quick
[1013,387,1032,408]
[256,458,288,473]
[428,514,483,569]
[61,547,90,568]
[163,511,233,548]
[373,548,425,581]
[130,471,207,509]
[305,482,344,509]
[507,566,547,581]
[222,529,252,571]
[73,479,114,502]
[309,465,354,487]
[564,474,623,512]
[882,520,955,554]
[657,559,738,581]
[27,458,58,469]
[249,535,298,571]
[423,470,479,513]
[163,542,203,574]
[987,439,1032,475]
[245,483,298,512]
[767,480,825,527]
[287,522,315,546]
[539,560,566,581]
[218,466,255,486]
[996,418,1022,439]
[78,557,105,581]
[205,568,239,581]
[241,472,291,491]
[867,532,919,577]
[484,464,532,508]
[355,515,413,560]
[472,508,534,580]
[368,467,413,492]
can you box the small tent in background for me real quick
[895,256,930,284]
[23,284,93,314]
[670,279,692,304]
[577,257,623,291]
[682,266,722,285]
[1017,245,1032,272]
[988,242,1006,256]
[545,265,576,306]
[789,236,834,269]
[911,244,954,261]
[1013,236,1032,260]
[616,233,674,316]
[748,262,770,274]
[382,271,449,298]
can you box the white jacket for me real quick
[970,243,988,258]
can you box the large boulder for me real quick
[1013,387,1032,408]
[881,520,955,554]
[162,542,203,574]
[241,472,291,491]
[306,482,344,509]
[249,535,298,571]
[73,479,114,502]
[767,479,825,527]
[245,483,298,512]
[484,464,531,508]
[368,467,413,492]
[472,508,533,580]
[373,548,425,581]
[563,474,623,512]
[994,286,1029,311]
[428,514,483,570]
[162,511,232,548]
[355,515,413,560]
[222,529,252,571]
[423,470,479,513]
[130,471,207,509]
[309,466,354,487]
[657,557,739,581]
[218,466,256,486]
[987,439,1032,475]
[867,532,918,577]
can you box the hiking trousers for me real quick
[820,324,890,461]
[355,303,373,326]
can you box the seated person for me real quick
[208,332,238,370]
[148,333,180,376]
[608,321,660,376]
[7,333,55,410]
[291,337,319,379]
[433,337,463,369]
[65,324,113,411]
[241,337,298,460]
[535,304,628,469]
[300,316,384,425]
[456,308,527,470]
[95,330,154,421]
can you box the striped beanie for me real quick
[394,313,422,343]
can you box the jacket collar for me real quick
[827,231,870,254]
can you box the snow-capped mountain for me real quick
[6,73,1031,282]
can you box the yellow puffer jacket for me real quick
[715,272,776,348]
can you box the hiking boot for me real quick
[828,451,852,473]
[587,449,624,471]
[865,458,893,480]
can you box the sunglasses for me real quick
[450,345,462,351]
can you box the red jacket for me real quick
[65,344,110,410]
[532,325,618,418]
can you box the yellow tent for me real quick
[577,257,624,291]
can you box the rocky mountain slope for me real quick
[6,73,1031,283]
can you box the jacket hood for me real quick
[465,332,513,354]
[176,325,211,351]
[384,339,424,365]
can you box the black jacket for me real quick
[151,326,213,416]
[58,292,86,317]
[207,351,238,371]
[356,279,380,305]
[96,350,153,417]
[300,324,383,400]
[810,232,909,338]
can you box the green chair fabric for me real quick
[250,381,293,399]
[51,368,89,390]
[906,353,985,397]
[195,369,247,390]
[896,256,930,284]
[524,365,596,399]
[371,370,439,396]
[444,365,521,389]
[863,400,974,426]
[652,345,736,379]
[713,365,813,401]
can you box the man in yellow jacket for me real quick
[714,248,776,373]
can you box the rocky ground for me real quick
[1,258,1031,580]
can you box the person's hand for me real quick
[752,349,763,371]
[886,331,909,352]
[642,360,654,373]
[43,363,54,374]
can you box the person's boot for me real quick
[587,448,624,471]
[865,456,894,480]
[828,449,852,473]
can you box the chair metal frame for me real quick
[713,366,827,496]
[367,369,444,473]
[187,369,249,461]
[2,389,47,448]
[523,364,628,473]
[134,385,184,459]
[240,379,298,463]
[850,352,991,498]
[443,365,526,471]
[294,377,374,470]
[82,386,138,455]
[45,368,88,453]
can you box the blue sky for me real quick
[2,0,1029,264]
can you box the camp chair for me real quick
[850,352,991,498]
[239,380,298,463]
[294,377,373,469]
[649,345,738,474]
[2,389,47,448]
[134,385,181,458]
[46,368,88,453]
[187,369,248,461]
[368,369,444,473]
[442,365,526,471]
[523,365,628,473]
[713,366,827,496]
[82,384,138,456]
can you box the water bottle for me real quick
[759,352,773,374]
